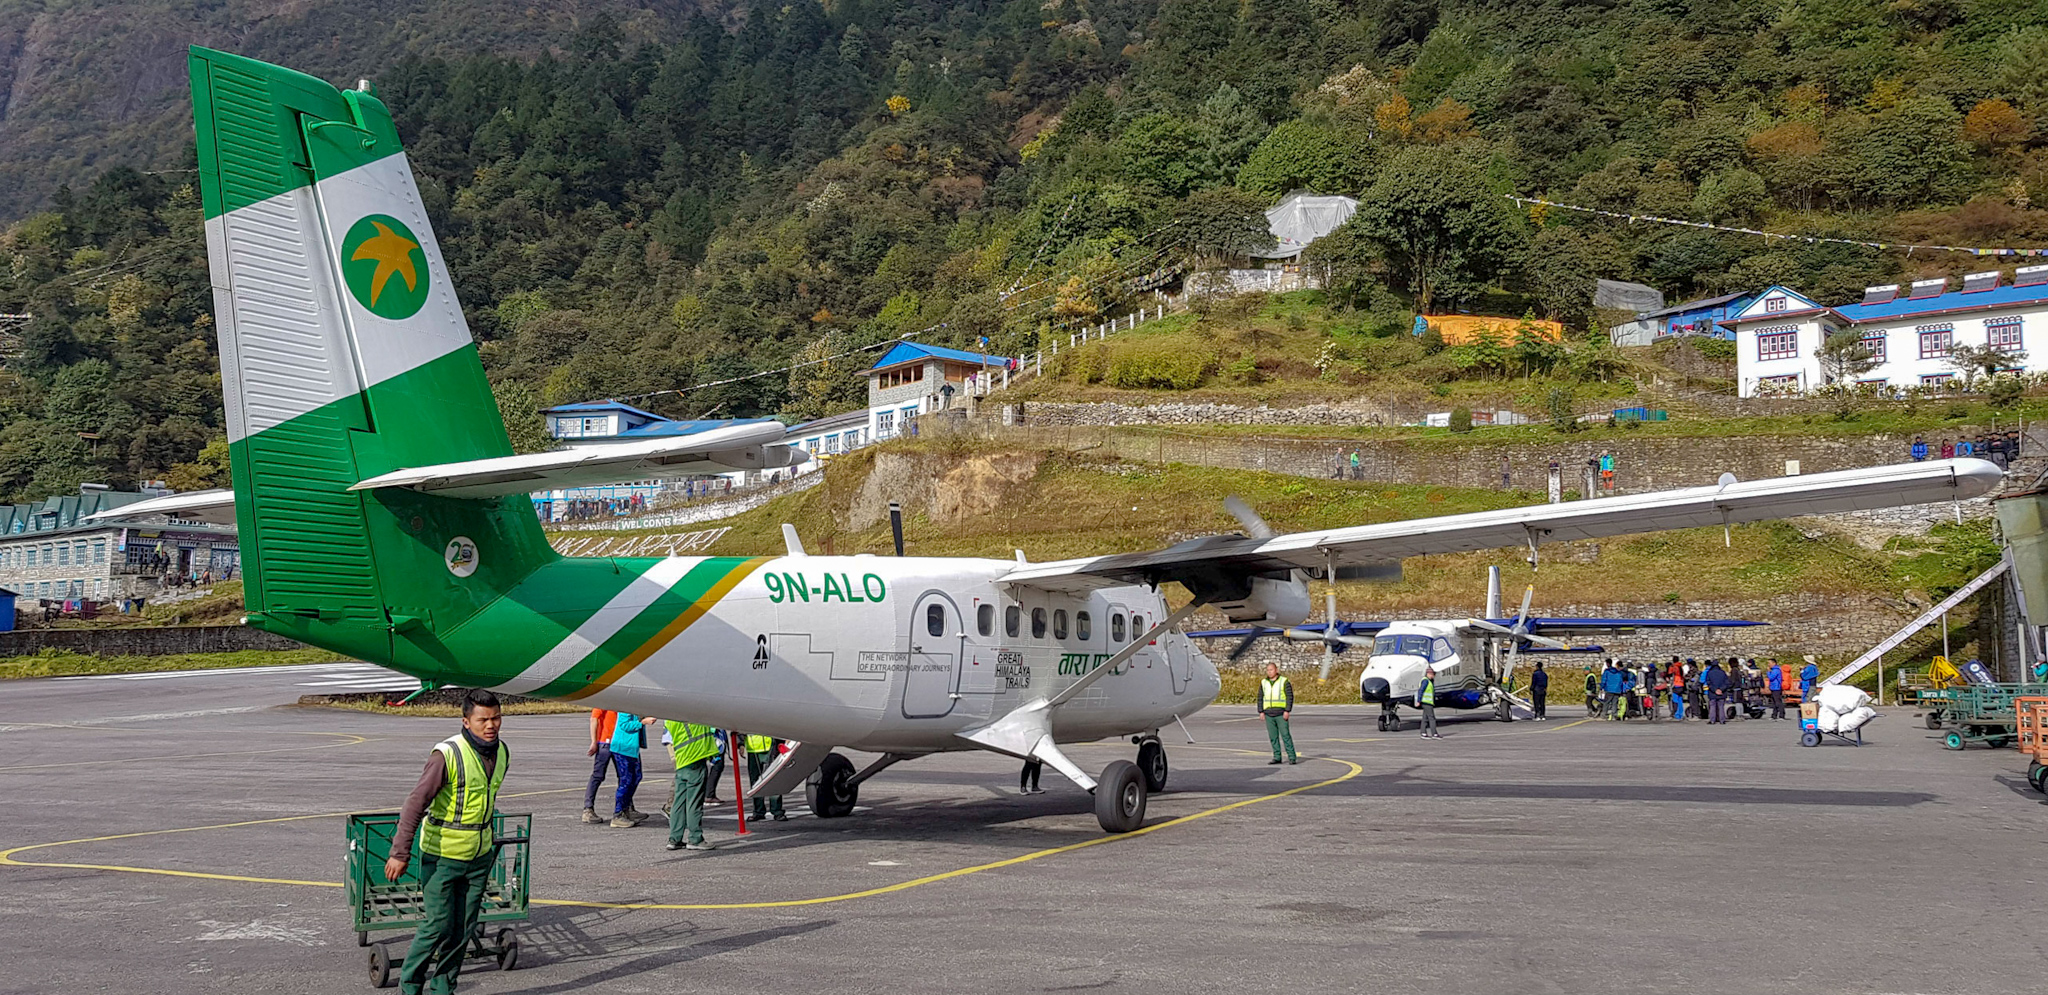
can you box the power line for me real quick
[1509,195,2048,257]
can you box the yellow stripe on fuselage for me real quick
[559,556,773,701]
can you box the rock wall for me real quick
[0,625,303,656]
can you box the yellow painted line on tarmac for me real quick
[535,752,1364,910]
[0,757,1364,910]
[0,733,369,772]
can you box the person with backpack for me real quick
[1602,661,1630,722]
[1668,666,1686,721]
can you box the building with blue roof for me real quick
[866,340,1015,441]
[0,485,239,608]
[1724,267,2048,397]
[1608,291,1759,347]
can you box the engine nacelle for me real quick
[1211,575,1311,625]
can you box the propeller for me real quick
[1464,584,1570,694]
[1219,496,1369,675]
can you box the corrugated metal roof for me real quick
[1831,282,2048,323]
[867,341,1011,372]
[610,417,784,439]
[1640,291,1751,321]
[541,400,667,421]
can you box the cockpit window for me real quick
[1373,634,1436,659]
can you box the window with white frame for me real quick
[1756,327,1799,360]
[875,410,895,437]
[1988,316,2023,351]
[1918,323,1954,359]
[1859,330,1886,362]
[1764,296,1788,313]
[1921,373,1956,387]
[1758,373,1801,390]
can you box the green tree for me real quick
[1350,148,1522,311]
[1171,188,1275,263]
[1817,328,1881,385]
[1118,115,1212,198]
[1194,84,1269,181]
[1236,120,1379,197]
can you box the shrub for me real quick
[1548,387,1578,433]
[1104,336,1217,389]
[1449,406,1474,433]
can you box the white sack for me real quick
[1838,705,1880,732]
[1815,684,1870,715]
[1816,708,1841,733]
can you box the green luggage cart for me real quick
[345,812,532,989]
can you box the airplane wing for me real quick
[1002,458,2002,593]
[80,488,238,526]
[1515,617,1768,636]
[348,422,805,499]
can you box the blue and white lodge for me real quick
[1725,266,2048,397]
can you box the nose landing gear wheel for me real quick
[1094,760,1147,833]
[1136,739,1168,792]
[807,752,859,818]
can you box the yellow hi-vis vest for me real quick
[666,721,721,768]
[744,734,775,755]
[1259,676,1291,711]
[1418,678,1435,706]
[419,734,507,861]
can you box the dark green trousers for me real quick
[668,759,709,846]
[746,752,785,818]
[1264,713,1296,761]
[399,850,493,995]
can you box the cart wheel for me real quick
[1800,730,1821,748]
[357,930,370,948]
[1990,736,2011,749]
[369,944,396,989]
[2030,764,2048,794]
[1924,713,1942,730]
[1944,731,1965,751]
[497,935,521,972]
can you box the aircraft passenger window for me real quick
[1054,609,1069,640]
[928,604,946,637]
[1111,613,1127,643]
[1031,607,1048,639]
[1004,605,1021,638]
[1077,611,1093,641]
[976,604,994,637]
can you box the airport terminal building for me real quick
[0,486,239,607]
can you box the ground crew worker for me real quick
[1259,663,1298,765]
[663,719,721,851]
[1529,661,1548,720]
[1584,666,1602,716]
[742,733,787,821]
[1417,667,1440,739]
[386,689,508,995]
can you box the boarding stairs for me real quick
[1819,559,2011,687]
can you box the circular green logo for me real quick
[339,214,430,319]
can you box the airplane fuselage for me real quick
[475,555,1222,754]
[1357,621,1492,710]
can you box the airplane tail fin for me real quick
[190,48,553,665]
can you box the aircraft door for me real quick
[1109,602,1163,685]
[904,590,965,719]
[1165,634,1190,694]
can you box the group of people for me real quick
[580,708,788,853]
[1586,656,1820,723]
[1912,430,2025,468]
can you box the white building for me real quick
[865,341,1014,441]
[1725,268,2048,397]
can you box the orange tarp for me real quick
[1423,315,1565,345]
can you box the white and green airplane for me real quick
[132,48,2002,833]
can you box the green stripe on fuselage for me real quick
[525,557,763,699]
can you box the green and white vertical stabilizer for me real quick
[192,47,556,680]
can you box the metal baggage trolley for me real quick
[345,812,531,989]
[1798,702,1864,747]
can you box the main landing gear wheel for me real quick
[1137,739,1168,793]
[1495,699,1512,722]
[368,943,396,989]
[808,752,858,818]
[1094,760,1147,833]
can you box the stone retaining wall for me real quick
[0,624,303,656]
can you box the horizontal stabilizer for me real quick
[349,422,804,498]
[82,489,238,526]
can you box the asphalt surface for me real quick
[2,665,2045,994]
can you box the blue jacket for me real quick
[1799,664,1819,686]
[1767,666,1783,690]
[1705,666,1730,692]
[1912,441,1928,460]
[1531,669,1549,692]
[1601,669,1627,694]
[609,713,645,759]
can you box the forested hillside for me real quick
[3,0,2046,502]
